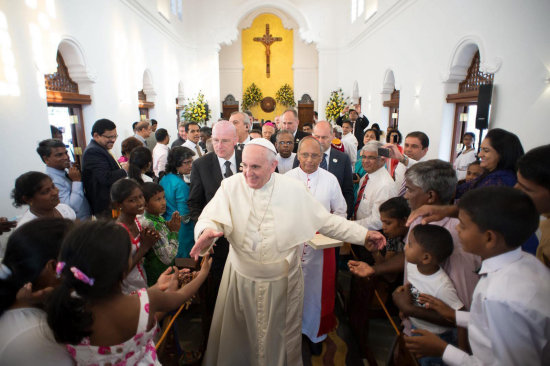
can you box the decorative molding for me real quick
[46,91,92,105]
[298,94,314,104]
[239,8,297,30]
[223,94,239,106]
[443,35,502,84]
[44,51,79,93]
[119,0,195,49]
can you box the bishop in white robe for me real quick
[191,139,385,366]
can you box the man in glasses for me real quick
[82,118,127,218]
[286,136,348,354]
[275,129,295,174]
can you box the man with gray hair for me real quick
[281,108,310,152]
[229,111,251,150]
[190,138,386,366]
[353,140,397,230]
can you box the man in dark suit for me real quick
[336,104,370,150]
[312,121,355,218]
[280,108,310,153]
[187,120,242,334]
[81,119,127,217]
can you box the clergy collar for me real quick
[478,247,522,276]
[298,167,319,177]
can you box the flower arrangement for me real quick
[325,88,350,122]
[182,91,210,123]
[242,83,263,111]
[275,83,295,107]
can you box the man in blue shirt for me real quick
[36,139,91,220]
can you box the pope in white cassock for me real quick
[190,138,386,366]
[286,137,347,350]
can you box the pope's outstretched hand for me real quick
[364,231,386,251]
[190,228,223,260]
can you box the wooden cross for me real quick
[253,24,282,78]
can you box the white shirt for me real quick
[217,152,237,179]
[182,139,204,160]
[152,143,170,177]
[355,167,396,230]
[341,133,358,171]
[0,307,73,365]
[394,154,427,194]
[453,149,477,181]
[277,152,296,174]
[16,203,76,228]
[442,248,550,366]
[407,263,463,334]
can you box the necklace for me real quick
[250,179,276,230]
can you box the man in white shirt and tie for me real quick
[182,122,205,161]
[354,140,397,230]
[229,111,251,151]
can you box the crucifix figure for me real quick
[253,24,282,78]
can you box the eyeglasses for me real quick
[299,153,321,159]
[101,134,118,140]
[277,141,293,146]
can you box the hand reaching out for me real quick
[16,282,53,306]
[167,211,181,232]
[189,229,223,260]
[156,266,179,291]
[348,260,375,278]
[418,293,456,323]
[364,231,386,251]
[406,205,458,226]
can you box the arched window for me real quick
[446,51,494,161]
[44,51,91,165]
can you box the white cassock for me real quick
[341,133,358,171]
[276,152,296,174]
[195,173,368,366]
[453,149,477,181]
[286,167,347,343]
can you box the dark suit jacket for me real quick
[293,147,354,218]
[336,115,370,149]
[81,140,127,216]
[293,130,311,153]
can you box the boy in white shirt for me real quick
[405,186,550,365]
[394,224,463,366]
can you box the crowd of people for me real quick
[0,106,549,366]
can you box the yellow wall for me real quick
[242,13,293,121]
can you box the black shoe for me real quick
[309,340,323,356]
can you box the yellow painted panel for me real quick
[242,13,293,121]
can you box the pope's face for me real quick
[242,145,277,189]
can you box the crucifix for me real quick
[253,24,282,78]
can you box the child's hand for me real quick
[167,211,181,232]
[199,254,212,277]
[364,231,386,251]
[404,329,448,358]
[16,282,53,305]
[418,293,456,323]
[141,227,160,250]
[392,283,413,313]
[348,260,375,278]
[157,266,179,291]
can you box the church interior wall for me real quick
[318,0,550,160]
[0,0,203,217]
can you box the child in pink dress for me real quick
[46,220,211,365]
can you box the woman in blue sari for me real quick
[159,146,196,258]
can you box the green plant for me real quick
[325,88,349,122]
[182,91,210,123]
[242,83,263,111]
[275,83,295,107]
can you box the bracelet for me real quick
[400,155,409,166]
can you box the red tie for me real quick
[354,175,369,219]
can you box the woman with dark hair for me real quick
[12,172,76,227]
[128,146,153,184]
[386,129,403,179]
[456,128,524,198]
[453,132,477,181]
[0,218,73,365]
[160,146,196,257]
[118,136,142,164]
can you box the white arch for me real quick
[57,36,95,94]
[216,0,315,47]
[142,69,156,103]
[443,35,502,84]
[352,80,360,103]
[381,68,396,94]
